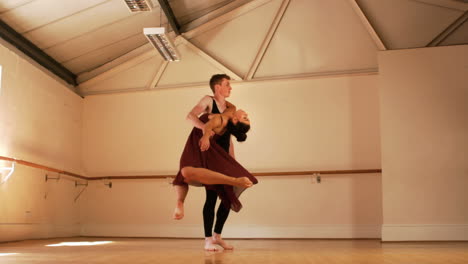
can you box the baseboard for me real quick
[0,223,81,243]
[5,223,467,241]
[382,224,468,241]
[80,224,381,239]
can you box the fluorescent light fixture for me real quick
[144,27,180,61]
[124,0,152,12]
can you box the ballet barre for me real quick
[0,156,87,180]
[0,155,381,182]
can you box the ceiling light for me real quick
[144,27,180,61]
[124,0,152,12]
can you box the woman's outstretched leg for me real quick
[181,167,253,187]
[173,184,188,220]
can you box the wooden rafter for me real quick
[412,0,468,11]
[0,19,77,86]
[78,0,270,91]
[157,0,180,35]
[78,49,155,91]
[182,0,273,39]
[427,11,468,47]
[347,0,387,51]
[77,44,153,84]
[177,36,242,81]
[148,60,168,88]
[245,0,290,80]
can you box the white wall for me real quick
[81,74,383,238]
[0,0,465,243]
[4,40,466,242]
[0,42,83,242]
[379,45,468,241]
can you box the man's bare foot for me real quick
[234,177,253,188]
[204,237,219,251]
[213,233,234,250]
[173,202,184,220]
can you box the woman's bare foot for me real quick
[173,202,184,220]
[234,177,253,188]
[204,237,219,251]
[213,233,233,250]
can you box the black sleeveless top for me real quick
[212,99,231,153]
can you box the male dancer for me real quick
[174,74,236,251]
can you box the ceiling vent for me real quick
[124,0,152,12]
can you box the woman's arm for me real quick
[199,115,223,151]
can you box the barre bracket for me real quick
[45,173,61,182]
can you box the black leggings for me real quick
[203,188,230,237]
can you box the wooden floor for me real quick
[1,237,468,264]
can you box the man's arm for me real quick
[186,95,212,129]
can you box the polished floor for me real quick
[1,237,468,264]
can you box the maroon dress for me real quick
[173,114,258,212]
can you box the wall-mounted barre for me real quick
[0,156,382,180]
[0,156,87,180]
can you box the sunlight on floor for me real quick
[46,241,113,247]
[0,253,19,256]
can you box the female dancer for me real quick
[172,103,257,249]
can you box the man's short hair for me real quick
[209,74,231,93]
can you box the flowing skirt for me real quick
[173,114,257,212]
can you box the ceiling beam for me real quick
[347,0,387,51]
[78,49,156,92]
[0,19,77,86]
[177,36,242,80]
[245,0,290,80]
[148,60,168,88]
[76,43,152,84]
[180,0,253,33]
[82,69,378,96]
[427,11,468,47]
[157,0,181,35]
[412,0,468,11]
[183,0,273,40]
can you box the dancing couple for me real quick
[172,74,257,251]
